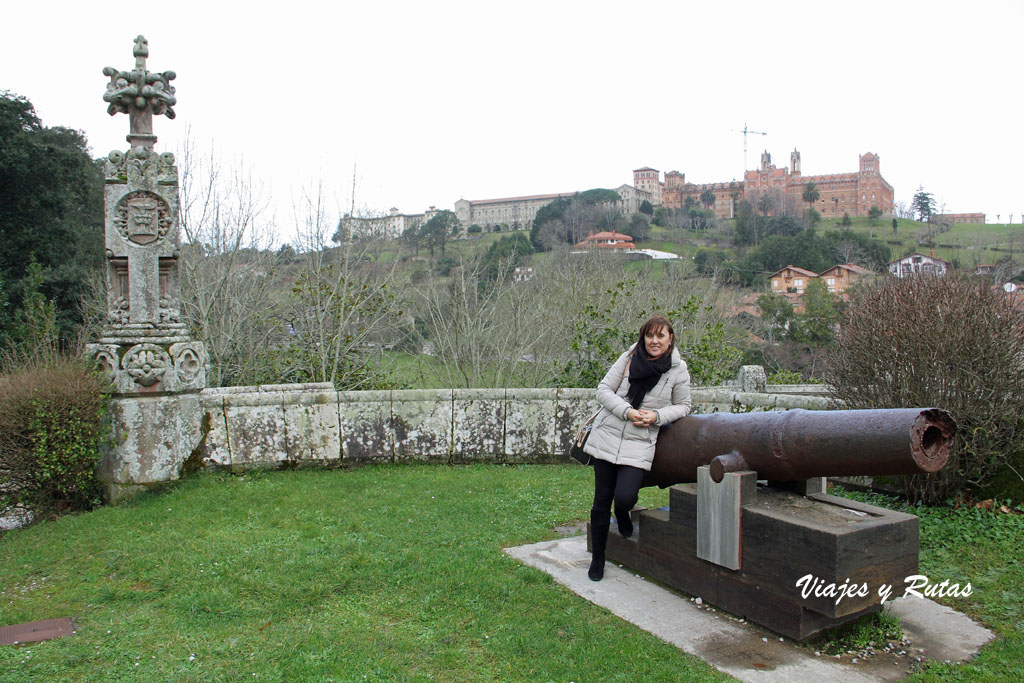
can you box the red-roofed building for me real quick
[573,230,636,251]
[819,264,873,298]
[767,265,819,313]
[634,150,894,220]
[766,263,875,313]
[769,266,819,295]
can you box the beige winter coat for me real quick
[582,344,692,471]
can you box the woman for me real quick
[582,315,691,581]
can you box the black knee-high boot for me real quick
[588,510,610,581]
[614,504,634,538]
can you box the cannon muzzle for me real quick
[643,408,956,488]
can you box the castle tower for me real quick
[859,152,879,175]
[760,151,772,172]
[633,167,662,205]
[664,170,686,188]
[791,149,801,175]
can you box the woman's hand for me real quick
[629,409,659,427]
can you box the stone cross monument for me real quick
[86,36,208,501]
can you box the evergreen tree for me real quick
[481,233,534,281]
[911,187,936,223]
[792,279,841,345]
[419,210,461,257]
[0,92,104,346]
[756,291,794,344]
[700,188,716,210]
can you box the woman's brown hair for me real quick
[636,315,675,356]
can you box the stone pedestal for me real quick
[98,393,204,503]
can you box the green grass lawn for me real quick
[674,214,1024,269]
[817,217,1024,267]
[376,351,451,389]
[2,467,1020,680]
[0,465,723,681]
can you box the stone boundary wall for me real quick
[199,383,833,470]
[766,384,827,396]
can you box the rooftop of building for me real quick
[574,231,636,249]
[463,192,576,206]
[888,252,952,265]
[770,265,819,278]
[821,263,874,276]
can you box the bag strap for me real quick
[615,356,632,393]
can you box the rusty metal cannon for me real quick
[644,407,957,488]
[593,407,958,640]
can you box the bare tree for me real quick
[534,252,743,386]
[533,218,568,251]
[178,138,281,387]
[833,239,869,267]
[417,254,551,388]
[562,200,589,243]
[287,182,405,389]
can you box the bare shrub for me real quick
[827,275,1024,503]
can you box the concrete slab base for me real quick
[505,536,994,682]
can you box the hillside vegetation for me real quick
[172,183,1024,395]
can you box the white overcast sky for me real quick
[3,0,1022,243]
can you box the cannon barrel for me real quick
[643,408,956,488]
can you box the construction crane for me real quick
[734,123,767,172]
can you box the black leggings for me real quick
[591,458,645,519]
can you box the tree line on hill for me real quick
[695,223,892,287]
[526,188,731,252]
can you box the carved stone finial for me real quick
[102,35,177,149]
[133,34,148,68]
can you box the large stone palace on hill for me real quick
[453,185,651,232]
[637,150,894,221]
[446,150,894,232]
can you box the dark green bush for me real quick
[0,356,109,516]
[434,256,457,276]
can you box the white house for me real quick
[887,253,951,278]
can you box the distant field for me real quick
[682,215,1024,269]
[378,351,455,389]
[870,219,1024,267]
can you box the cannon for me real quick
[644,407,956,488]
[591,407,958,640]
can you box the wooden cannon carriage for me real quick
[591,408,956,639]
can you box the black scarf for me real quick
[625,346,672,409]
